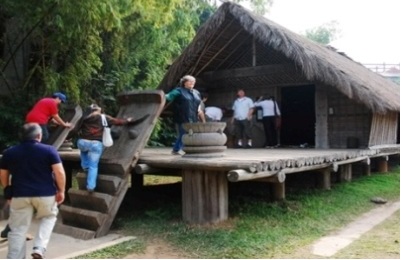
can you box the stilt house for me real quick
[158,2,400,149]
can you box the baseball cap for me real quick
[89,104,101,111]
[53,92,67,103]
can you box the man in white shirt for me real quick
[205,106,223,122]
[254,95,281,147]
[231,89,254,148]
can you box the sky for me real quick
[252,0,400,65]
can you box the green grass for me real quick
[77,166,400,259]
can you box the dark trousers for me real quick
[234,119,252,142]
[39,124,49,144]
[262,116,277,146]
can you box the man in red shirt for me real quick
[25,92,72,143]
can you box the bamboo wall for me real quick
[327,88,372,148]
[369,112,399,146]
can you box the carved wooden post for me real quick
[182,169,228,224]
[180,122,229,224]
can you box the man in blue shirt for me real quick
[0,123,66,259]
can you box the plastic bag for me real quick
[101,114,113,147]
[102,127,113,147]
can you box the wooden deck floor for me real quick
[137,146,399,173]
[58,145,399,225]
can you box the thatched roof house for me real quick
[158,2,400,149]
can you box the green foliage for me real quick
[148,117,176,147]
[0,94,27,150]
[304,20,341,44]
[0,0,216,146]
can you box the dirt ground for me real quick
[124,207,400,259]
[123,238,189,259]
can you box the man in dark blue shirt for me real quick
[0,123,66,259]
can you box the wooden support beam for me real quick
[332,157,369,172]
[228,169,286,183]
[134,164,181,176]
[227,164,333,182]
[201,64,296,81]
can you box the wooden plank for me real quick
[201,64,296,81]
[53,222,96,240]
[68,189,114,213]
[59,205,107,231]
[99,90,166,176]
[76,172,121,195]
[134,164,181,176]
[46,105,83,150]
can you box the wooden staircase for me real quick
[55,172,129,240]
[54,90,166,240]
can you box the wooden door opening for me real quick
[280,85,315,147]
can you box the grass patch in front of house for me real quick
[76,166,400,259]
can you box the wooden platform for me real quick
[59,145,399,226]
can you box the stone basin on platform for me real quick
[182,122,226,133]
[182,122,227,157]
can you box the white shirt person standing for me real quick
[231,89,254,148]
[205,106,223,122]
[254,95,281,148]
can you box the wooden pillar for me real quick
[62,161,75,192]
[131,173,144,190]
[362,163,371,176]
[272,182,285,200]
[61,160,75,204]
[377,157,389,173]
[317,168,331,190]
[182,169,228,224]
[264,176,285,200]
[339,164,352,182]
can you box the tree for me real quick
[304,20,341,44]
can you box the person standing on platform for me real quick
[25,92,72,143]
[231,89,254,148]
[0,123,66,259]
[254,95,281,148]
[165,75,205,155]
[205,106,223,122]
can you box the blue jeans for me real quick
[173,123,186,152]
[77,139,104,190]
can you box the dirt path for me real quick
[123,238,188,259]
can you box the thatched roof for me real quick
[158,2,399,113]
